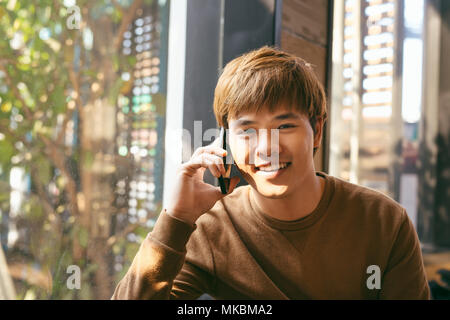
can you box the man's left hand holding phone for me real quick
[164,127,240,225]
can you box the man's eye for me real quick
[242,128,257,135]
[278,124,296,129]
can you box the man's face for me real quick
[228,106,322,198]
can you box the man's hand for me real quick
[165,136,240,225]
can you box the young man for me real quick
[112,46,430,299]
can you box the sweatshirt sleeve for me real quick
[378,209,431,300]
[111,209,215,300]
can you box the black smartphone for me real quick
[218,127,232,194]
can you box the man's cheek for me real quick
[230,148,251,167]
[232,152,247,166]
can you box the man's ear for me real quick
[313,117,325,150]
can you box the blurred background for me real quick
[0,0,448,299]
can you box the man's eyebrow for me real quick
[234,119,256,126]
[273,112,301,121]
[234,112,301,127]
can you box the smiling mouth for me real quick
[255,162,292,173]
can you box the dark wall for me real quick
[183,0,222,149]
[434,0,450,247]
[223,0,276,65]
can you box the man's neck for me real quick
[250,172,326,221]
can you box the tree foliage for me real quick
[0,0,152,299]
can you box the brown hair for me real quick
[213,46,327,136]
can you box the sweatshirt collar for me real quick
[247,171,335,231]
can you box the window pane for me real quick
[0,1,169,299]
[329,0,425,228]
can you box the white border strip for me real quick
[163,0,187,209]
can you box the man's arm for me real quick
[111,210,214,300]
[379,209,431,299]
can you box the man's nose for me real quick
[255,129,280,158]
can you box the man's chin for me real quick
[251,182,290,199]
[239,170,291,198]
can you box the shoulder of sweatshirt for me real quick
[328,174,408,232]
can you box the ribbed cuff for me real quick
[150,209,197,252]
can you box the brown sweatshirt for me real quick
[111,172,430,300]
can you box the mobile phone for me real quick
[218,127,232,194]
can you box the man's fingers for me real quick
[192,145,227,159]
[211,133,224,148]
[184,153,225,177]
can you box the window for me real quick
[329,0,425,228]
[0,0,169,299]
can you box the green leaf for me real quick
[36,156,52,185]
[78,227,89,248]
[0,139,14,163]
[51,86,66,114]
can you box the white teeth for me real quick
[258,162,289,172]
